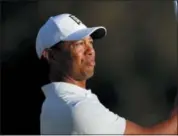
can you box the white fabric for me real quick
[40,82,126,135]
[36,13,107,58]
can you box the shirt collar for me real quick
[41,82,91,97]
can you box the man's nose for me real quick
[85,46,95,56]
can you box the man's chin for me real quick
[82,70,94,80]
[87,72,94,79]
[88,70,95,79]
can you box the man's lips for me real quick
[87,60,95,66]
[86,58,95,66]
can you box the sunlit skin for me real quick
[63,36,95,88]
[43,36,95,89]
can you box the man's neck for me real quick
[63,76,86,89]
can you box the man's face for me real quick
[62,36,95,81]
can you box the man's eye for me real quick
[90,41,93,45]
[89,41,94,48]
[75,42,84,46]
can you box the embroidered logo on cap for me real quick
[69,15,82,25]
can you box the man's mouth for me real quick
[86,59,95,67]
[87,60,95,66]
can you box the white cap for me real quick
[36,13,107,58]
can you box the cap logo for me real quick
[69,15,82,25]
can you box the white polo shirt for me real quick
[40,82,126,135]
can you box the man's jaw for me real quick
[62,74,87,89]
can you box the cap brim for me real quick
[63,26,107,41]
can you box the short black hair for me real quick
[50,41,65,50]
[40,41,68,82]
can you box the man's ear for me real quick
[42,49,51,60]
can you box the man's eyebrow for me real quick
[72,37,93,43]
[89,37,93,41]
[74,40,83,43]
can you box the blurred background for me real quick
[1,0,177,134]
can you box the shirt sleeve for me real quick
[72,95,126,135]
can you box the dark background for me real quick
[1,0,177,134]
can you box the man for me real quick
[36,13,177,135]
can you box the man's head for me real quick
[36,13,106,83]
[43,36,95,81]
